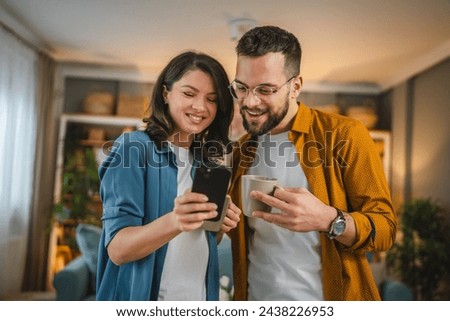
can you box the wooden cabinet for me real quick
[53,114,144,208]
[47,65,154,288]
[53,73,153,221]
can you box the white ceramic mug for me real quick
[241,175,278,217]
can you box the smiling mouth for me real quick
[245,109,266,117]
[187,113,204,123]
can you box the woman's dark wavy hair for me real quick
[236,25,302,77]
[143,51,234,159]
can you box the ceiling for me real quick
[1,0,450,92]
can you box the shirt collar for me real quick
[290,102,311,134]
[154,141,173,155]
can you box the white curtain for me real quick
[0,26,38,296]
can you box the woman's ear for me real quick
[162,85,169,104]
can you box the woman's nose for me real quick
[192,98,206,111]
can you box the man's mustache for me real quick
[240,106,267,114]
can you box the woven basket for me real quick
[117,94,150,118]
[83,92,114,115]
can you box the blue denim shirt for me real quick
[96,131,219,300]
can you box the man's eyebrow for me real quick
[233,79,247,86]
[234,79,276,87]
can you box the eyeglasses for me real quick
[228,75,296,101]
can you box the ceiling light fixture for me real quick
[228,18,257,41]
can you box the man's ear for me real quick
[292,76,303,99]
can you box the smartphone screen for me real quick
[191,163,231,222]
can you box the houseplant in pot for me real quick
[53,133,103,255]
[386,198,450,300]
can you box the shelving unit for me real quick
[47,65,154,290]
[53,113,144,205]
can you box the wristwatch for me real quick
[326,208,346,239]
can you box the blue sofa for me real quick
[53,224,101,300]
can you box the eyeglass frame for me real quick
[228,75,297,101]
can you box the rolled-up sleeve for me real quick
[98,133,147,247]
[339,122,397,252]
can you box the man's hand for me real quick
[250,187,336,232]
[251,187,356,246]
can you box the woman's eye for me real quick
[183,91,195,97]
[207,97,217,103]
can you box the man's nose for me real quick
[243,90,260,107]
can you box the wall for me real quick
[389,57,450,212]
[390,82,408,209]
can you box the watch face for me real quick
[334,220,346,235]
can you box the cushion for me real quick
[380,280,414,301]
[76,223,102,290]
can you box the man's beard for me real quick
[240,99,289,136]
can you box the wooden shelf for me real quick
[60,113,144,127]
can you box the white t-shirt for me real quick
[158,144,209,300]
[246,132,323,300]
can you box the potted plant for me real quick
[386,198,450,300]
[53,124,105,225]
[54,146,101,224]
[53,131,103,256]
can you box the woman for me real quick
[96,51,240,300]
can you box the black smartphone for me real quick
[191,163,231,231]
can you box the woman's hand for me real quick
[170,190,218,232]
[219,197,241,234]
[108,190,217,265]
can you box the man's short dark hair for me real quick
[236,25,302,77]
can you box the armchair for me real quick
[53,223,101,300]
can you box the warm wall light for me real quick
[228,18,257,41]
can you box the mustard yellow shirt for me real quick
[228,103,397,300]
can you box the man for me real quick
[228,26,397,300]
